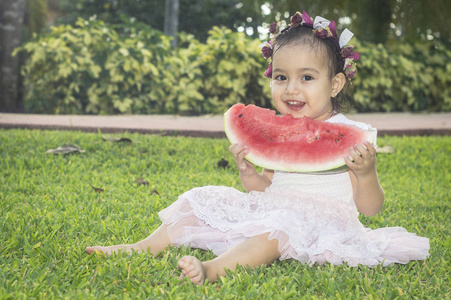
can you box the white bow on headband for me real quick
[313,16,354,49]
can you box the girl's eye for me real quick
[302,75,314,81]
[274,75,287,81]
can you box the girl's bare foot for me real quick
[86,224,172,256]
[86,245,134,256]
[178,256,208,285]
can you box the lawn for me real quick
[1,129,450,299]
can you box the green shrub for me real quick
[186,27,271,114]
[354,41,451,112]
[145,28,272,115]
[16,18,173,114]
[15,19,451,114]
[16,19,271,115]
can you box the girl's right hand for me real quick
[229,143,256,176]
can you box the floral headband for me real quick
[260,11,360,80]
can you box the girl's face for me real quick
[271,44,344,121]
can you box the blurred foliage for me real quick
[353,41,451,112]
[14,19,270,114]
[180,27,271,114]
[14,18,451,114]
[26,0,48,37]
[53,0,451,45]
[56,0,255,42]
[244,0,451,45]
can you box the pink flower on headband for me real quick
[345,63,357,79]
[291,12,303,26]
[315,28,329,38]
[261,44,273,59]
[341,45,360,60]
[264,62,272,78]
[329,20,337,37]
[313,17,337,38]
[260,41,273,59]
[314,22,336,38]
[301,11,313,26]
[269,22,279,34]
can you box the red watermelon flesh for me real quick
[224,104,377,173]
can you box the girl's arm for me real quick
[345,141,385,216]
[229,144,274,192]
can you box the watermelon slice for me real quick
[224,104,377,173]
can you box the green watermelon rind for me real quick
[224,105,378,173]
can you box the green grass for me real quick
[1,129,450,299]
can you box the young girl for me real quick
[86,11,429,285]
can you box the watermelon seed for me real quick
[335,133,344,143]
[238,114,243,118]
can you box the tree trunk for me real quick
[164,0,179,47]
[0,0,26,112]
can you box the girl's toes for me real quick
[178,256,193,268]
[178,255,207,285]
[190,274,203,285]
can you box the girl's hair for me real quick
[272,26,355,113]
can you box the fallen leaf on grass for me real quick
[46,144,85,155]
[150,189,160,195]
[217,158,229,169]
[376,145,395,154]
[90,184,104,193]
[102,135,134,143]
[135,178,149,186]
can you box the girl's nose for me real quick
[285,80,300,95]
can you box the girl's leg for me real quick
[178,233,280,285]
[86,224,172,256]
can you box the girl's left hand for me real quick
[344,141,377,178]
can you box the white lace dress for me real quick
[158,114,430,267]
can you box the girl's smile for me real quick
[271,45,344,121]
[283,100,306,111]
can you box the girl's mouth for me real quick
[284,100,305,111]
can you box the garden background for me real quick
[1,0,451,115]
[1,1,450,299]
